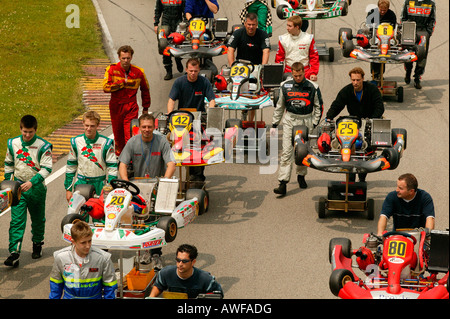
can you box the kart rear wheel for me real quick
[1,180,21,206]
[74,184,96,200]
[294,142,308,166]
[329,269,354,297]
[342,39,354,58]
[61,213,85,233]
[366,198,374,220]
[339,1,349,16]
[328,47,335,62]
[276,5,288,20]
[157,216,178,243]
[329,238,352,263]
[338,28,353,44]
[291,125,309,146]
[186,188,208,215]
[318,197,327,219]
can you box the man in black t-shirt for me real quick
[227,12,270,66]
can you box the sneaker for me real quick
[414,79,422,89]
[152,254,163,270]
[32,242,44,259]
[4,253,20,267]
[164,70,173,81]
[273,181,287,195]
[175,59,183,73]
[297,175,308,189]
[139,250,152,265]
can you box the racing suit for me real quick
[49,246,117,299]
[401,0,436,80]
[154,0,185,72]
[103,62,151,155]
[275,31,319,79]
[4,134,52,254]
[272,78,323,182]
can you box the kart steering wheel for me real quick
[383,231,417,245]
[231,59,255,74]
[110,179,140,196]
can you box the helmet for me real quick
[317,132,331,153]
[169,32,185,45]
[288,0,300,9]
[215,75,227,91]
[356,34,370,48]
[84,198,105,220]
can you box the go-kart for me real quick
[214,60,283,153]
[61,178,203,250]
[272,0,351,20]
[339,21,427,101]
[294,116,407,219]
[0,180,21,218]
[158,17,229,81]
[329,230,449,299]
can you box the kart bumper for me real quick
[166,45,226,58]
[215,95,273,110]
[350,48,418,64]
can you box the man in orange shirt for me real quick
[103,45,151,155]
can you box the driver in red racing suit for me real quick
[103,45,151,155]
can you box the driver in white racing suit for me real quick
[270,62,323,196]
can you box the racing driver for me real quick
[103,45,151,155]
[270,62,323,195]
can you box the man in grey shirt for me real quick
[118,113,175,180]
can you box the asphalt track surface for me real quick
[0,0,448,300]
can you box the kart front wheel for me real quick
[186,188,209,215]
[318,197,327,219]
[329,238,352,263]
[329,269,354,297]
[382,147,399,170]
[157,216,178,243]
[1,180,21,206]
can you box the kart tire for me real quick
[342,39,354,58]
[328,47,335,62]
[414,43,426,63]
[338,28,353,44]
[291,125,309,146]
[276,5,288,20]
[271,0,276,9]
[158,37,169,56]
[186,188,208,215]
[74,184,96,201]
[61,213,85,233]
[339,1,349,16]
[382,147,399,170]
[328,238,352,263]
[318,197,327,219]
[157,216,178,243]
[396,86,404,103]
[329,269,354,297]
[366,198,374,220]
[294,143,308,166]
[391,128,407,150]
[1,180,21,206]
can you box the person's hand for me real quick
[310,74,317,81]
[270,127,277,136]
[66,190,73,202]
[20,181,33,193]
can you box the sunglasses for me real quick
[175,258,192,264]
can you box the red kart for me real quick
[329,230,449,299]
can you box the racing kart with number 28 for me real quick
[329,229,449,299]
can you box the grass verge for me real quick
[0,0,108,169]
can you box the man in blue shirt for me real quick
[185,0,218,20]
[377,173,435,236]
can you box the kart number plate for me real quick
[190,20,206,32]
[387,240,407,258]
[337,121,358,137]
[172,115,190,126]
[230,65,249,78]
[108,195,125,206]
[377,24,394,37]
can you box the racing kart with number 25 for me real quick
[329,229,449,299]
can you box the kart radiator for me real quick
[370,119,392,147]
[401,21,416,46]
[154,179,179,214]
[427,230,449,273]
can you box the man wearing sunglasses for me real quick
[149,244,223,298]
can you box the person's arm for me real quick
[118,162,129,181]
[105,139,118,182]
[426,3,436,36]
[64,138,78,202]
[49,256,64,299]
[326,88,347,120]
[425,217,435,230]
[261,48,270,65]
[270,86,286,135]
[312,85,324,126]
[153,0,162,33]
[140,70,151,112]
[368,84,384,118]
[149,285,163,297]
[167,98,176,114]
[275,38,285,64]
[205,0,218,14]
[102,255,118,299]
[307,37,319,81]
[377,215,389,236]
[227,47,236,66]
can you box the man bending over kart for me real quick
[149,244,223,298]
[227,12,271,122]
[270,62,323,196]
[325,67,384,183]
[118,113,175,268]
[4,115,52,267]
[153,0,186,81]
[167,58,216,182]
[275,15,319,81]
[64,111,118,215]
[377,173,435,236]
[185,0,218,20]
[49,220,118,299]
[401,0,436,89]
